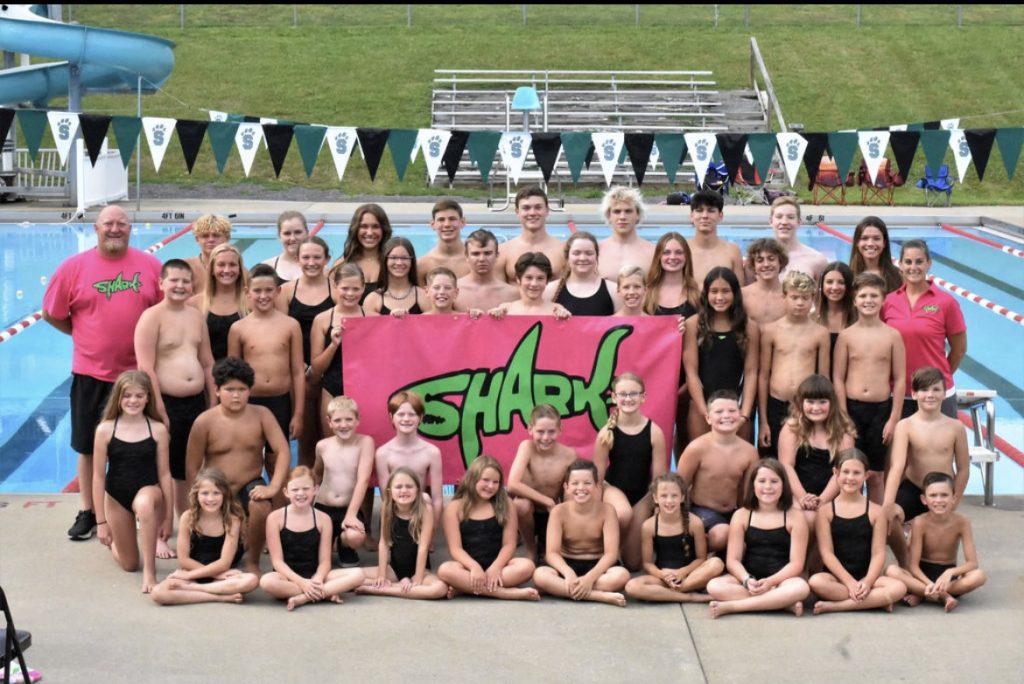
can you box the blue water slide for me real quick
[0,5,174,107]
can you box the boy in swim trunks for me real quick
[456,229,519,312]
[134,259,215,524]
[597,186,655,280]
[883,367,969,567]
[741,238,788,325]
[186,357,292,575]
[678,391,759,553]
[770,196,827,283]
[416,199,469,285]
[313,396,374,566]
[885,472,985,611]
[686,190,745,286]
[501,186,564,283]
[228,263,305,482]
[423,267,461,315]
[834,273,906,503]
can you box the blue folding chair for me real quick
[915,164,953,207]
[695,161,730,197]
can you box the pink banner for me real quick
[342,315,681,483]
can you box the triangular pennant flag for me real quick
[78,114,111,167]
[746,133,777,186]
[995,127,1024,180]
[293,125,326,178]
[775,133,807,187]
[263,123,294,178]
[498,132,532,185]
[387,128,418,182]
[857,130,890,184]
[800,133,829,187]
[592,132,625,187]
[654,133,685,184]
[17,110,47,163]
[233,122,264,177]
[963,129,996,181]
[624,133,655,185]
[175,119,208,174]
[324,127,358,181]
[828,132,859,183]
[941,118,961,132]
[142,116,177,172]
[889,131,920,181]
[207,121,239,173]
[920,129,951,175]
[684,132,718,189]
[47,112,79,166]
[208,110,229,122]
[467,131,502,182]
[415,129,452,184]
[356,128,389,181]
[441,130,469,183]
[0,109,15,147]
[111,116,142,168]
[949,130,972,184]
[561,132,593,184]
[531,132,562,184]
[716,133,748,183]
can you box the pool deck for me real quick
[0,493,1021,683]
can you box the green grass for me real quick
[43,4,1024,203]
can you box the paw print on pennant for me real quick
[694,139,708,162]
[602,139,617,162]
[866,136,881,158]
[152,124,166,147]
[509,135,524,159]
[241,127,256,151]
[334,132,349,155]
[427,135,443,157]
[57,118,71,141]
[786,139,801,162]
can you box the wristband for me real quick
[742,575,753,589]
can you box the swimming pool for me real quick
[1,220,1021,494]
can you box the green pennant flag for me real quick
[387,128,418,181]
[16,109,47,162]
[745,133,776,185]
[995,127,1024,180]
[205,121,239,173]
[293,125,327,178]
[920,130,950,173]
[110,116,142,168]
[654,133,685,184]
[560,132,592,184]
[467,131,502,182]
[826,132,858,182]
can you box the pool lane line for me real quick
[309,219,326,235]
[941,223,1024,258]
[958,412,1024,468]
[816,222,1024,327]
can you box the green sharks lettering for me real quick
[398,322,633,467]
[92,272,143,300]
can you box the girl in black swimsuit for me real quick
[437,456,539,600]
[816,261,856,367]
[332,203,392,302]
[197,243,248,363]
[364,237,426,317]
[548,231,619,316]
[809,450,908,613]
[91,371,173,594]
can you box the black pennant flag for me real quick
[964,129,996,181]
[716,133,748,182]
[175,119,208,174]
[801,133,829,188]
[356,128,390,181]
[531,132,561,183]
[889,131,920,181]
[624,133,655,185]
[0,108,14,147]
[78,114,111,167]
[263,123,295,178]
[442,130,470,183]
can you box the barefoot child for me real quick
[809,450,907,614]
[260,466,365,610]
[314,396,374,566]
[885,472,986,611]
[706,458,811,617]
[677,391,760,553]
[358,468,448,599]
[416,199,469,284]
[91,371,173,593]
[438,456,538,601]
[507,405,579,561]
[593,373,668,570]
[758,271,831,456]
[489,252,571,319]
[741,238,787,325]
[151,468,260,606]
[625,473,724,603]
[834,273,906,503]
[532,460,630,606]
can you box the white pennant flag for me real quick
[775,133,807,187]
[47,112,80,166]
[324,127,358,181]
[949,130,973,184]
[416,129,452,184]
[591,132,624,186]
[858,130,891,184]
[941,118,961,132]
[208,110,229,122]
[499,132,532,185]
[142,117,177,172]
[234,123,264,177]
[684,132,718,188]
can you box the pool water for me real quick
[1,221,1021,494]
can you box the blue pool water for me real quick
[1,221,1022,494]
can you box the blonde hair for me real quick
[782,270,815,295]
[192,214,232,238]
[617,264,646,288]
[770,195,801,220]
[201,243,248,316]
[597,373,646,448]
[326,395,359,419]
[529,404,561,427]
[601,186,646,225]
[452,456,509,527]
[381,467,426,547]
[100,371,161,423]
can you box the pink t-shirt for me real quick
[882,282,966,393]
[43,247,163,382]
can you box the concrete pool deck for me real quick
[0,493,1021,683]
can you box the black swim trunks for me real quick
[236,477,268,515]
[70,373,114,454]
[162,392,206,480]
[895,480,929,523]
[846,397,893,472]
